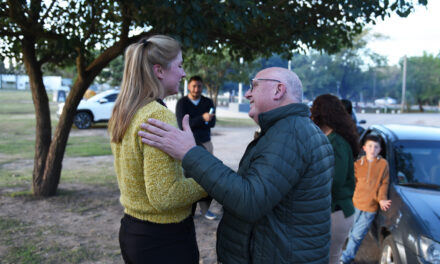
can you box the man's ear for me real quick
[153,64,164,80]
[273,83,286,100]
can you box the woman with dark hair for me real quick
[108,35,207,264]
[310,94,359,264]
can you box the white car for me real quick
[57,89,119,129]
[374,97,397,106]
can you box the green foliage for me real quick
[286,30,438,105]
[1,0,428,63]
[184,48,260,105]
[404,53,440,109]
[96,55,124,86]
[1,1,121,67]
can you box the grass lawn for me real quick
[0,89,250,263]
[0,89,255,188]
[0,90,116,190]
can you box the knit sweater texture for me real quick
[110,101,207,223]
[353,156,389,212]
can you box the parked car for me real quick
[360,124,440,264]
[374,97,398,106]
[57,89,119,129]
[352,110,367,136]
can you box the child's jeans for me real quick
[340,208,377,263]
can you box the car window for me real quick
[393,140,440,185]
[105,93,118,102]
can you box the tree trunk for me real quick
[28,69,102,196]
[418,99,424,112]
[21,38,55,196]
[213,85,219,107]
[23,37,136,196]
[21,34,94,196]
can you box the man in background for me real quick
[176,75,217,220]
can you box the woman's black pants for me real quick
[119,214,199,264]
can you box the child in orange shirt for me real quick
[341,134,392,264]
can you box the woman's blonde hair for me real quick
[109,35,181,143]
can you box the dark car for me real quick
[360,124,440,264]
[352,110,366,136]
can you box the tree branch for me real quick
[0,29,20,37]
[82,2,98,41]
[40,0,56,23]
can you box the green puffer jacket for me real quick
[182,103,334,264]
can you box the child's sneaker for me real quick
[204,210,217,220]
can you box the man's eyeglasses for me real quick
[250,78,281,92]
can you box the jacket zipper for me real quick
[366,158,371,184]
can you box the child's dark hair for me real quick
[364,134,381,145]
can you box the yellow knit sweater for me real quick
[111,101,207,223]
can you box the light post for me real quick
[401,56,407,113]
[184,79,188,96]
[336,81,340,97]
[238,57,243,103]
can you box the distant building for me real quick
[0,74,71,91]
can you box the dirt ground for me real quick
[2,113,439,263]
[0,127,253,264]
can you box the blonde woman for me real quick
[108,35,207,264]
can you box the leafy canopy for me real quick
[1,0,427,65]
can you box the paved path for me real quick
[357,113,440,128]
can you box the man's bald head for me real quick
[256,67,303,104]
[245,67,304,124]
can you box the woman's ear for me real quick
[153,64,164,80]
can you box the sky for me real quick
[366,1,440,65]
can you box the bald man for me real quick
[138,67,334,264]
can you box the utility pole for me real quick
[401,56,407,113]
[238,57,243,104]
[373,69,376,100]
